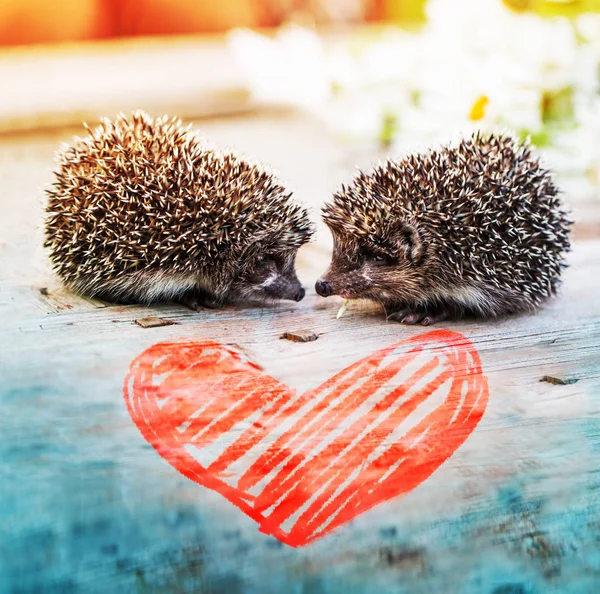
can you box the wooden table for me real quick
[1,111,600,594]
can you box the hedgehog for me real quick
[315,131,572,325]
[44,111,314,308]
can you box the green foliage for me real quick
[541,86,575,124]
[379,111,399,149]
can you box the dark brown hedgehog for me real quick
[316,131,572,325]
[44,111,313,308]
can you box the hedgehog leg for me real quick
[386,309,427,325]
[387,307,450,325]
[421,311,449,326]
[177,289,223,311]
[399,312,427,325]
[177,294,202,311]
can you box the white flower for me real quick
[227,25,331,109]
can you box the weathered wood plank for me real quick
[1,113,600,594]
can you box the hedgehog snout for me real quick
[282,281,305,302]
[294,287,306,302]
[259,273,305,302]
[315,279,333,297]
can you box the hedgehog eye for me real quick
[255,254,273,268]
[365,251,396,266]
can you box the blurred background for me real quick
[1,0,599,242]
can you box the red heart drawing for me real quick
[124,329,488,547]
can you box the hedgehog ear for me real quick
[389,223,425,265]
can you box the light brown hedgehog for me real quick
[316,132,572,325]
[44,111,313,308]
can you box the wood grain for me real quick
[1,111,599,593]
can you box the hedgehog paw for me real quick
[177,295,202,311]
[177,293,222,311]
[197,297,223,310]
[387,309,449,325]
[420,311,449,326]
[387,309,425,325]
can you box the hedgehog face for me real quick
[316,226,428,305]
[230,246,305,303]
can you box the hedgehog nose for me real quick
[293,287,306,302]
[315,279,333,297]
